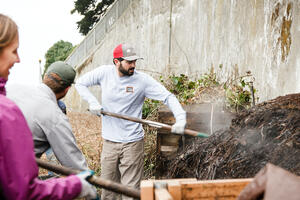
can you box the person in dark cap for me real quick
[75,43,186,200]
[7,61,90,172]
[45,100,67,177]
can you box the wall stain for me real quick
[271,2,293,62]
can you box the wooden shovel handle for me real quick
[100,110,209,138]
[36,158,140,199]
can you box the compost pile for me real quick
[165,93,300,179]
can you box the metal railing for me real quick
[66,0,132,69]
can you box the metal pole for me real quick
[167,0,173,74]
[38,59,42,83]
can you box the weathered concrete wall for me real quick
[65,0,300,111]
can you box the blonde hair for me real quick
[0,14,18,52]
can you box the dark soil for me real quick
[164,93,300,179]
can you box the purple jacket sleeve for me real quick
[0,95,82,200]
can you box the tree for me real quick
[71,0,115,35]
[43,40,75,76]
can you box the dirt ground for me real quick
[67,111,103,173]
[163,93,300,179]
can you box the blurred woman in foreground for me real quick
[0,13,97,200]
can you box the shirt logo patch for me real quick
[126,86,134,93]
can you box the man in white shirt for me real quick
[7,61,89,171]
[75,44,186,200]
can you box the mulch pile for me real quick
[164,93,300,179]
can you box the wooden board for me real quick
[141,180,154,200]
[141,178,252,200]
[180,178,252,200]
[155,188,173,200]
[168,181,182,200]
[141,179,196,200]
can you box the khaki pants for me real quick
[101,139,144,200]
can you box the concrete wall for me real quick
[65,0,300,111]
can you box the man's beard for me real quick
[118,63,134,76]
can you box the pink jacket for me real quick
[0,78,81,200]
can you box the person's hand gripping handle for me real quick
[89,103,103,116]
[76,170,100,200]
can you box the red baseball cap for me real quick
[113,44,143,61]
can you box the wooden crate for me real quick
[157,104,235,155]
[141,178,252,200]
[156,104,235,177]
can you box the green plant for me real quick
[159,72,220,104]
[224,74,256,112]
[143,127,157,179]
[142,98,161,119]
[160,74,197,104]
[71,0,116,35]
[142,98,160,178]
[43,40,75,77]
[197,72,219,88]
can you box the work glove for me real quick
[76,170,99,200]
[171,119,186,135]
[89,102,103,116]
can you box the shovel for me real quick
[98,110,209,138]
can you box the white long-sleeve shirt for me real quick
[76,65,186,143]
[7,83,88,171]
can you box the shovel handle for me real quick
[183,129,210,137]
[36,158,140,199]
[100,110,209,138]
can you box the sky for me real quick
[2,0,84,86]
